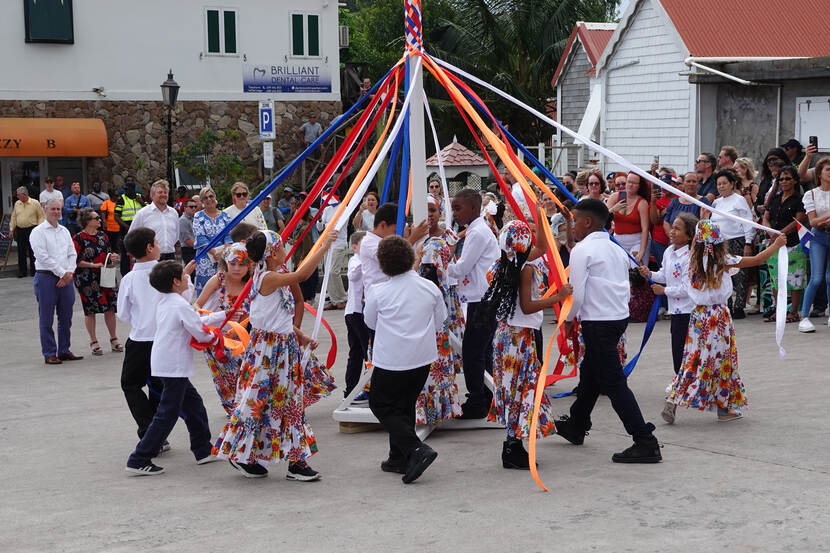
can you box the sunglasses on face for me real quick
[778,176,794,181]
[203,194,216,199]
[235,192,249,198]
[696,159,708,163]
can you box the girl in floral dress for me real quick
[194,242,252,415]
[478,219,572,469]
[212,229,338,481]
[415,235,462,425]
[666,220,786,423]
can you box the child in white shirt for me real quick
[364,235,447,484]
[344,231,369,397]
[125,260,225,475]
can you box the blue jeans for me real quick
[33,272,75,358]
[801,236,830,318]
[127,377,212,467]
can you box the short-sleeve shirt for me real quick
[664,196,711,225]
[767,193,805,247]
[299,121,322,143]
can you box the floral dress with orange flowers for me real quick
[415,236,462,425]
[212,267,335,466]
[488,262,556,439]
[668,255,747,413]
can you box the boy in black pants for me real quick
[125,261,225,475]
[364,236,447,483]
[556,199,661,463]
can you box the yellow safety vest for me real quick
[120,196,142,222]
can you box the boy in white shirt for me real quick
[126,260,225,475]
[556,199,661,464]
[117,228,165,442]
[344,231,368,397]
[364,236,447,484]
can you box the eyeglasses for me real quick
[695,159,708,163]
[778,176,794,181]
[234,192,249,198]
[186,205,197,209]
[203,194,216,199]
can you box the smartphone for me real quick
[619,190,627,202]
[809,136,818,149]
[653,155,660,165]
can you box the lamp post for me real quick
[160,69,180,202]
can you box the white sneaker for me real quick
[827,317,830,327]
[798,318,816,333]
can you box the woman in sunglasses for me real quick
[223,182,268,231]
[193,186,232,295]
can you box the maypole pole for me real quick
[405,0,428,226]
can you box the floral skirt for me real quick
[416,331,462,425]
[303,350,337,408]
[446,287,465,374]
[489,323,556,439]
[767,245,808,291]
[205,347,240,416]
[212,329,317,465]
[668,305,747,412]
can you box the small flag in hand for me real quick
[796,221,812,255]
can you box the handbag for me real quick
[100,253,117,288]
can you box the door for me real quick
[1,158,45,220]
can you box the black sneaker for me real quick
[230,460,269,478]
[502,439,530,470]
[380,458,406,474]
[732,308,746,320]
[611,442,662,464]
[287,460,321,482]
[402,445,438,484]
[554,416,588,445]
[125,463,165,476]
[458,401,490,420]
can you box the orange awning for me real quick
[0,118,108,157]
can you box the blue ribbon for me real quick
[396,57,412,236]
[381,125,405,204]
[194,65,397,260]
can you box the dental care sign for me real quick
[243,63,332,94]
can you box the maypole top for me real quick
[404,0,424,52]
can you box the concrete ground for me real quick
[1,276,828,553]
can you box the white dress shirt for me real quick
[364,270,447,371]
[30,220,76,277]
[446,217,500,303]
[316,202,347,247]
[345,254,363,315]
[130,203,180,254]
[359,231,387,293]
[117,260,161,341]
[567,231,630,321]
[223,204,268,230]
[711,193,755,242]
[651,244,693,315]
[151,292,224,378]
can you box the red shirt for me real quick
[651,196,673,245]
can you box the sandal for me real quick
[110,337,124,353]
[90,341,103,356]
[763,313,776,322]
[786,314,798,323]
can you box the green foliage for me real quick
[172,129,247,206]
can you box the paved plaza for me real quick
[1,276,828,552]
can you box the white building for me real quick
[0,0,342,220]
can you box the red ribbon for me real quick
[190,325,227,363]
[303,302,338,369]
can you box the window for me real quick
[290,13,321,58]
[205,7,237,55]
[24,0,74,44]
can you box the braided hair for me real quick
[474,249,530,327]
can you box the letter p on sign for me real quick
[259,100,275,140]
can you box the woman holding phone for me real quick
[608,171,651,265]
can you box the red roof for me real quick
[426,139,487,167]
[551,22,616,88]
[660,0,830,58]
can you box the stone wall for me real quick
[0,99,341,189]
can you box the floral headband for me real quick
[427,193,442,213]
[260,230,284,260]
[498,220,532,261]
[694,220,723,245]
[222,242,250,265]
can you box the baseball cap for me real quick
[606,172,616,180]
[780,138,802,150]
[283,186,294,194]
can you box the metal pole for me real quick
[166,107,173,199]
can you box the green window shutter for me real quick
[223,11,236,53]
[307,15,319,56]
[206,10,220,53]
[291,14,305,56]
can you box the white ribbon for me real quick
[430,54,788,357]
[422,93,453,228]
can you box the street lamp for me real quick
[160,69,180,201]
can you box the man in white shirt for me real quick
[557,199,661,464]
[364,235,446,483]
[296,114,323,146]
[39,176,64,207]
[317,193,348,309]
[128,180,180,260]
[30,199,82,364]
[447,189,500,419]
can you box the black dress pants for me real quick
[369,365,429,462]
[121,339,162,438]
[344,312,370,396]
[569,320,655,444]
[670,313,691,375]
[15,226,35,276]
[461,301,495,409]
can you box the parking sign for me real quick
[259,100,275,140]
